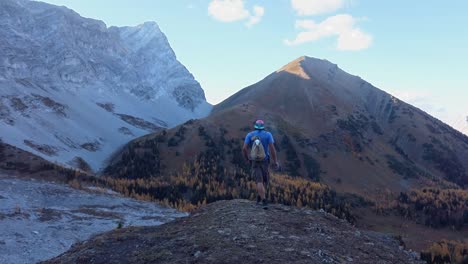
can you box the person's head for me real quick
[254,119,265,130]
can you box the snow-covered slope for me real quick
[0,0,212,171]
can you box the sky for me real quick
[39,0,468,134]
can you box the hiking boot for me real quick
[262,199,268,209]
[256,195,261,205]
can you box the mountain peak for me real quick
[137,21,161,32]
[277,56,311,79]
[115,21,167,53]
[0,0,211,170]
[277,56,338,81]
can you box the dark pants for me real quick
[251,160,270,185]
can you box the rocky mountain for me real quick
[42,199,424,264]
[103,56,468,252]
[107,56,467,194]
[0,0,211,171]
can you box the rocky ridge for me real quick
[43,200,424,264]
[0,0,211,170]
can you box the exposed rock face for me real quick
[111,21,207,109]
[0,0,211,170]
[43,200,423,264]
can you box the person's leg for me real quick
[263,161,270,200]
[257,182,266,200]
[261,161,269,206]
[253,162,266,201]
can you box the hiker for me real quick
[243,119,279,207]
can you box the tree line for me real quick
[374,188,468,230]
[101,158,354,222]
[420,240,468,264]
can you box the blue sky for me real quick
[39,0,468,134]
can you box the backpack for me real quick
[250,135,266,161]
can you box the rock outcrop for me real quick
[43,200,423,264]
[0,175,185,264]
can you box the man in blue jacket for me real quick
[243,119,280,207]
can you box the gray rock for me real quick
[0,0,212,171]
[41,199,427,264]
[0,176,185,264]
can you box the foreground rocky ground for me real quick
[44,199,424,264]
[0,175,185,263]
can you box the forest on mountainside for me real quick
[374,188,468,230]
[104,122,324,181]
[103,121,468,230]
[420,240,468,264]
[101,168,354,223]
[101,123,354,221]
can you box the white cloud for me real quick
[208,0,264,27]
[246,5,264,27]
[291,0,344,16]
[208,0,249,22]
[284,14,372,51]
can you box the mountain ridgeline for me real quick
[104,57,468,244]
[106,56,467,189]
[0,0,211,171]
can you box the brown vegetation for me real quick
[422,141,467,187]
[23,139,59,156]
[420,240,468,264]
[117,114,161,132]
[118,127,134,136]
[374,188,468,230]
[101,165,354,222]
[0,140,96,183]
[70,157,92,172]
[96,102,115,113]
[80,141,101,152]
[32,94,67,117]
